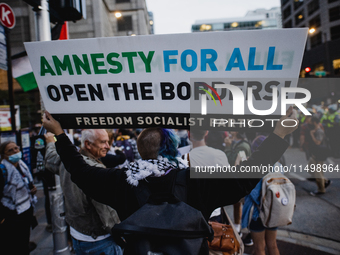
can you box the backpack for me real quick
[259,172,296,228]
[115,139,135,162]
[111,169,214,255]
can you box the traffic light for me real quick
[305,67,311,73]
[24,0,86,23]
[49,0,86,22]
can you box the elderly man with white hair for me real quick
[44,129,123,255]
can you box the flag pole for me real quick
[5,27,19,144]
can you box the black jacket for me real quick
[54,133,288,221]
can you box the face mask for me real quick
[8,151,22,163]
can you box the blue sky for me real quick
[146,0,281,34]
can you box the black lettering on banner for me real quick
[88,84,104,101]
[74,84,88,101]
[264,81,280,100]
[108,83,121,100]
[177,82,191,100]
[60,85,74,101]
[212,82,227,100]
[246,81,262,100]
[229,81,244,100]
[194,82,207,100]
[123,83,138,100]
[47,85,61,101]
[140,83,154,100]
[161,82,175,100]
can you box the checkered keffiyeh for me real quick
[125,156,188,186]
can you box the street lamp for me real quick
[114,12,122,18]
[309,27,316,34]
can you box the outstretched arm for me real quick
[42,111,132,215]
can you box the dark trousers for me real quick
[0,206,33,255]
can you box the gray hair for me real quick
[81,129,108,149]
[81,129,97,149]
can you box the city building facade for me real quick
[0,0,151,128]
[192,7,282,32]
[4,0,151,55]
[281,0,340,77]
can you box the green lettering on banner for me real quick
[53,55,74,75]
[91,53,107,74]
[73,54,91,75]
[40,56,56,76]
[138,51,155,73]
[107,53,123,74]
[122,52,138,73]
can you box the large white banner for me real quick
[25,28,308,129]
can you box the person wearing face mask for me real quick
[0,141,37,255]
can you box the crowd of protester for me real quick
[0,104,338,254]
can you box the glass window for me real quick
[310,32,322,48]
[330,25,340,41]
[116,0,130,3]
[224,23,231,29]
[295,10,305,25]
[212,23,224,30]
[309,15,321,28]
[284,19,293,28]
[117,16,132,31]
[294,0,304,10]
[329,6,340,22]
[314,62,324,72]
[192,25,200,32]
[282,0,290,7]
[308,0,319,16]
[283,5,292,20]
[333,59,340,75]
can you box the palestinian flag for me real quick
[12,54,38,92]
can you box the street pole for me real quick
[34,1,70,254]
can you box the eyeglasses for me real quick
[5,146,20,154]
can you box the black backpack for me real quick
[111,169,214,255]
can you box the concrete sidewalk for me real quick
[29,147,340,254]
